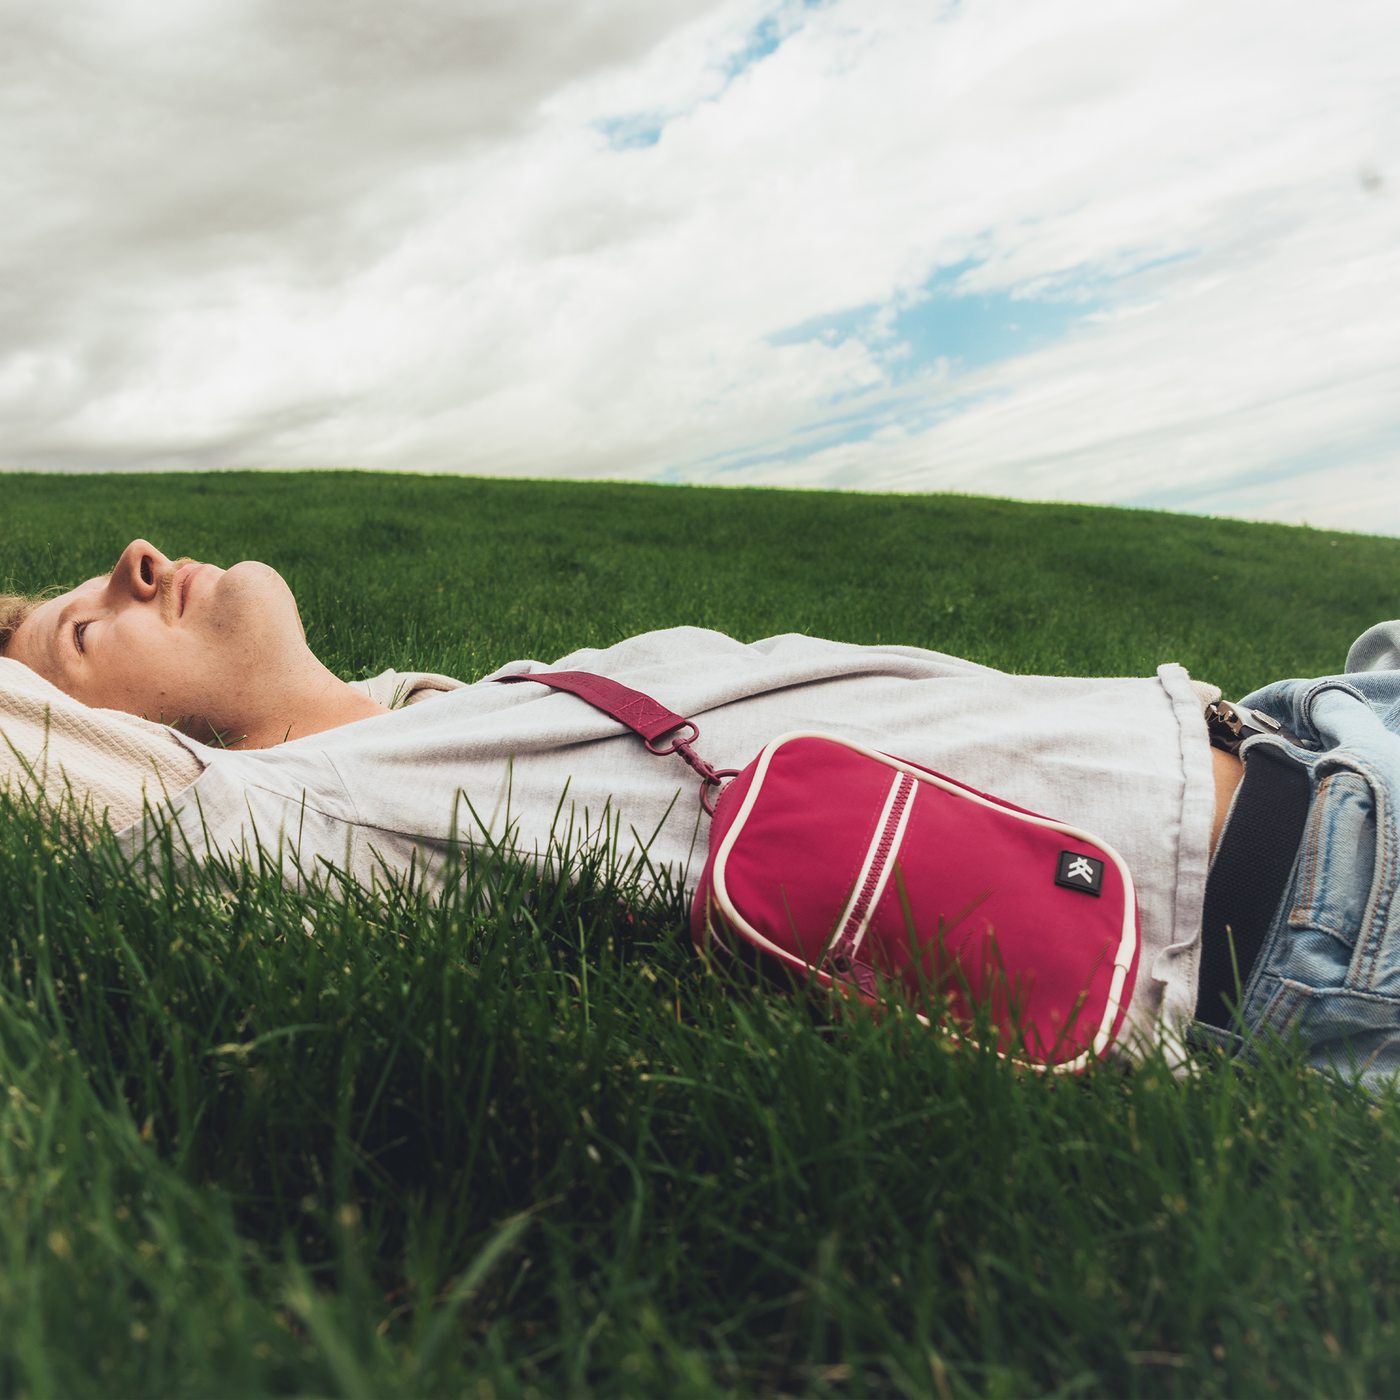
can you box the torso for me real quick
[1210,746,1245,859]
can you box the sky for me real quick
[1,0,1397,532]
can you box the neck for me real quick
[207,660,387,750]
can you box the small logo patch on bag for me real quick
[1055,851,1104,896]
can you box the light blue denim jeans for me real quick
[1195,626,1400,1093]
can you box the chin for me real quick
[214,561,305,642]
[223,559,286,589]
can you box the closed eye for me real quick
[74,622,89,655]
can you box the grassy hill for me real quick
[5,470,1396,694]
[2,472,1400,1398]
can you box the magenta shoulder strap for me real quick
[493,671,739,813]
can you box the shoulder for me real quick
[349,669,467,710]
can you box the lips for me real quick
[174,563,202,618]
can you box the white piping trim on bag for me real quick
[707,731,1139,1072]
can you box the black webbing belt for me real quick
[1195,743,1313,1030]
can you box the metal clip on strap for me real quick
[494,671,740,815]
[1205,699,1306,756]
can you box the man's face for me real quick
[8,538,309,743]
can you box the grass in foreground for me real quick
[2,472,1400,1397]
[5,792,1400,1399]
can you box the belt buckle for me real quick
[1206,699,1295,755]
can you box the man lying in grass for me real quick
[3,537,1400,1088]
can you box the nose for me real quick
[111,539,171,602]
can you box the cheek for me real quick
[95,626,179,708]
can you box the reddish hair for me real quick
[0,593,39,658]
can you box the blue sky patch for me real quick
[597,3,819,152]
[724,15,783,80]
[596,115,665,150]
[770,261,1093,378]
[658,262,1100,481]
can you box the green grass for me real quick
[3,470,1400,1398]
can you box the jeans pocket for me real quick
[1285,770,1376,954]
[1252,976,1400,1088]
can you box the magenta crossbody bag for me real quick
[496,671,1141,1070]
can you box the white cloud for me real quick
[1,0,1397,531]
